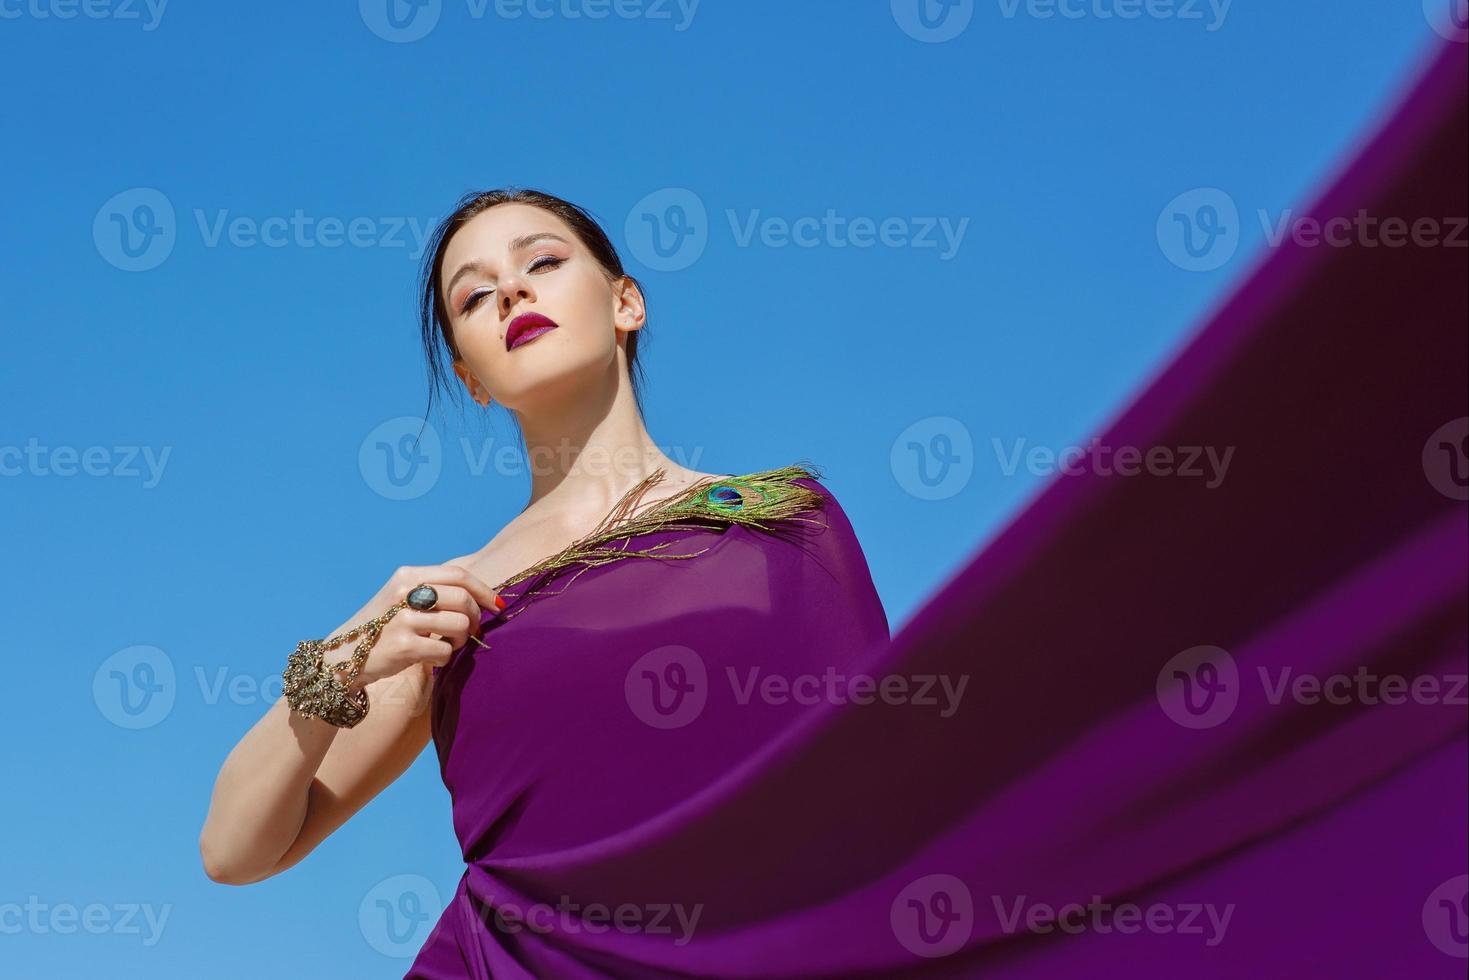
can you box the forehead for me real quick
[441,203,578,270]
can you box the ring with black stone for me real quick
[407,584,439,611]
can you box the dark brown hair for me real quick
[416,187,650,433]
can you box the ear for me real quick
[452,359,492,407]
[611,276,646,333]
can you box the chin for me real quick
[495,345,613,412]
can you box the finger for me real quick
[436,565,505,616]
[394,576,479,626]
[402,609,473,638]
[426,583,482,628]
[411,634,457,665]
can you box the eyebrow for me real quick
[444,232,571,298]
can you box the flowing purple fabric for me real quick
[408,40,1467,978]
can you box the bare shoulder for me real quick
[654,467,737,496]
[441,507,583,592]
[440,468,771,590]
[441,544,522,594]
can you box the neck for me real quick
[510,355,687,518]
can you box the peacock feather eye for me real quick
[707,484,747,511]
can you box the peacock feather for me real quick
[470,461,828,635]
[656,463,828,529]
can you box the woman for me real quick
[198,44,1467,972]
[197,188,892,976]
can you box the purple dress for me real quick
[406,39,1466,978]
[409,476,891,977]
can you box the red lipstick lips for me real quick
[506,312,559,351]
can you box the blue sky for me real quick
[0,2,1454,975]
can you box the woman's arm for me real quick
[198,661,435,885]
[198,565,500,885]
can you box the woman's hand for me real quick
[329,564,504,691]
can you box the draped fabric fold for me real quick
[409,39,1467,978]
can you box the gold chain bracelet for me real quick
[281,583,440,728]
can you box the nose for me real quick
[497,270,535,321]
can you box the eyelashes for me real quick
[457,255,564,315]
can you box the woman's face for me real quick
[442,203,642,411]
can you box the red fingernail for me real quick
[495,595,506,611]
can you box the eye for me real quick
[458,287,492,315]
[456,256,563,315]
